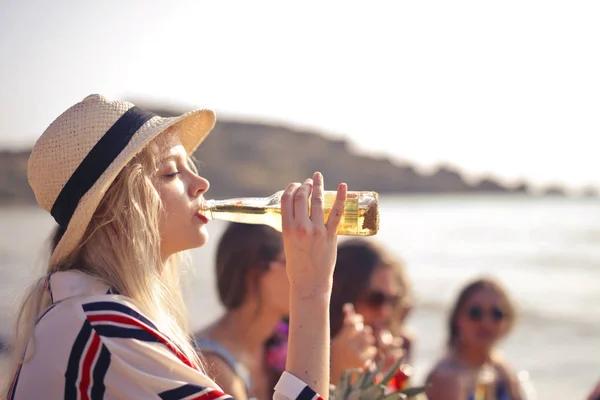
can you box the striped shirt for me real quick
[7,271,323,400]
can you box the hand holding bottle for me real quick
[282,172,347,397]
[281,172,347,298]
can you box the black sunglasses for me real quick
[466,305,505,322]
[363,291,400,308]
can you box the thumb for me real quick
[343,303,356,319]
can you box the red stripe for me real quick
[87,313,196,370]
[189,389,229,400]
[79,331,101,400]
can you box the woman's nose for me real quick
[190,174,210,197]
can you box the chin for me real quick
[471,340,496,352]
[195,231,209,248]
[178,230,209,251]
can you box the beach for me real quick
[1,194,598,399]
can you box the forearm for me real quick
[286,292,331,399]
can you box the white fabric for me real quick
[8,271,320,400]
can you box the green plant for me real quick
[329,355,427,400]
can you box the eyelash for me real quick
[164,172,181,178]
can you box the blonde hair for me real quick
[3,127,202,394]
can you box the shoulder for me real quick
[78,295,158,328]
[425,358,465,400]
[37,294,169,352]
[33,295,135,334]
[492,356,517,378]
[202,353,249,400]
[492,357,523,399]
[426,355,460,379]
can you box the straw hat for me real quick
[27,94,216,266]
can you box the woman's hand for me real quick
[331,304,377,383]
[377,329,405,367]
[281,172,347,299]
[282,172,347,398]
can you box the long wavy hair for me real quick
[2,127,202,394]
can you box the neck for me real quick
[213,300,284,357]
[453,344,493,367]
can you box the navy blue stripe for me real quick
[297,385,317,400]
[90,344,111,400]
[93,325,161,342]
[7,364,22,400]
[50,106,157,228]
[82,301,158,329]
[158,384,209,400]
[64,320,93,398]
[36,302,58,324]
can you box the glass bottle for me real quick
[473,363,497,400]
[198,190,379,236]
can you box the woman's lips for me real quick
[196,212,209,224]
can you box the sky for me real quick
[0,0,599,191]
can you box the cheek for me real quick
[157,189,188,229]
[456,316,475,336]
[262,272,290,308]
[496,320,510,335]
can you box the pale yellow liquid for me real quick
[208,192,379,236]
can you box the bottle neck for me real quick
[199,193,282,228]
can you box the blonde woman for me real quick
[2,94,347,399]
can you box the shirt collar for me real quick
[49,270,111,303]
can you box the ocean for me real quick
[1,195,599,399]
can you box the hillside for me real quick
[0,104,527,205]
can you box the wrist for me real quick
[289,282,332,301]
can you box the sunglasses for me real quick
[363,291,400,308]
[466,305,505,322]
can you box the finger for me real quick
[363,345,378,361]
[281,183,301,230]
[378,329,394,347]
[310,171,325,226]
[391,336,404,349]
[326,183,347,233]
[363,326,376,345]
[354,321,364,332]
[294,178,313,226]
[342,303,356,319]
[343,306,364,326]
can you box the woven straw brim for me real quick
[49,108,215,266]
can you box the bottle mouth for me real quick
[196,198,207,215]
[197,198,214,219]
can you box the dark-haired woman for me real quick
[425,277,523,400]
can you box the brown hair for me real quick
[330,238,409,337]
[447,277,516,349]
[215,222,284,310]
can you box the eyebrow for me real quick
[158,155,182,164]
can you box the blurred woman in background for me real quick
[194,223,289,400]
[329,238,415,389]
[425,277,523,400]
[195,223,378,399]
